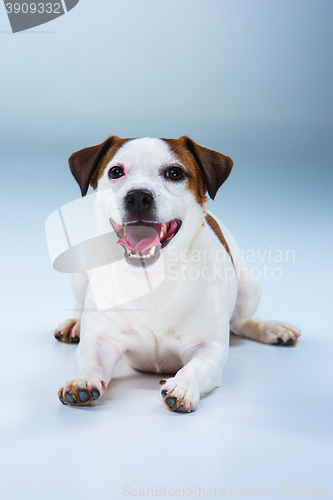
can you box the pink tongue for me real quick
[117,225,162,253]
[167,220,178,235]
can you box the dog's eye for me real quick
[164,166,184,181]
[108,166,125,179]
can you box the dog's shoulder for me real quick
[204,212,234,266]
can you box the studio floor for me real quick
[1,320,332,499]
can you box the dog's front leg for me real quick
[160,334,229,413]
[58,324,123,406]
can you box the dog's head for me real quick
[69,136,233,266]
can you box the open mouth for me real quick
[109,218,182,262]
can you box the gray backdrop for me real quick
[0,1,332,499]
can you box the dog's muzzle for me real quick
[109,218,182,265]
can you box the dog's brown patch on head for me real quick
[89,138,131,189]
[69,136,130,196]
[162,138,208,205]
[162,136,233,203]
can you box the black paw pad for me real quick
[92,389,100,400]
[65,393,75,403]
[70,335,80,344]
[54,332,63,341]
[59,396,66,404]
[273,337,294,347]
[78,390,89,402]
[161,389,167,397]
[166,397,176,409]
[159,379,167,385]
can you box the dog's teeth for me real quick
[160,223,167,238]
[126,248,137,258]
[126,246,157,259]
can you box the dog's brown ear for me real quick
[69,136,118,196]
[182,136,233,199]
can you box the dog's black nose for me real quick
[125,189,154,215]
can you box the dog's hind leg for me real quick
[54,272,88,344]
[230,258,301,346]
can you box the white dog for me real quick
[55,136,301,412]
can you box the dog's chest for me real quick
[122,303,190,350]
[121,320,187,374]
[116,290,199,372]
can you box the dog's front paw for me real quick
[159,378,200,413]
[54,319,80,344]
[58,379,107,406]
[261,321,301,346]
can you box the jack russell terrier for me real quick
[54,136,301,412]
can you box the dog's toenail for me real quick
[166,397,176,408]
[65,394,75,403]
[161,389,167,397]
[159,379,167,385]
[92,389,100,400]
[78,390,89,402]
